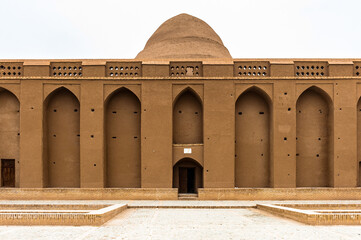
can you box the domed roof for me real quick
[136,14,232,59]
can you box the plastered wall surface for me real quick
[0,64,360,190]
[0,14,361,192]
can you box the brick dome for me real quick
[136,14,232,59]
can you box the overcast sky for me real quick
[1,0,360,59]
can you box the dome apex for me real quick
[136,13,232,59]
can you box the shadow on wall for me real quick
[173,88,203,144]
[0,89,19,188]
[358,97,361,187]
[105,88,141,188]
[43,87,80,188]
[235,87,271,188]
[296,86,333,187]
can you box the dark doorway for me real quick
[173,158,203,194]
[179,167,195,193]
[1,159,15,187]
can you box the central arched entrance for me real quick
[173,158,203,193]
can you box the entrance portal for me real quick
[179,167,195,193]
[173,158,202,193]
[1,159,15,187]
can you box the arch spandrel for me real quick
[44,85,80,102]
[173,152,203,168]
[296,84,333,103]
[104,85,141,103]
[235,84,273,104]
[0,86,20,101]
[173,85,203,103]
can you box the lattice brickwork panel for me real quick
[0,62,23,77]
[170,62,202,77]
[51,62,83,77]
[294,62,328,77]
[234,61,270,77]
[106,62,142,77]
[354,62,361,76]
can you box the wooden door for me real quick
[187,167,195,193]
[1,159,15,187]
[179,167,187,193]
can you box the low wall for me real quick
[2,188,361,200]
[257,204,361,225]
[198,188,361,200]
[0,204,128,226]
[0,188,178,200]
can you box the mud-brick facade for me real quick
[0,14,360,193]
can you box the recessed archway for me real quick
[173,88,203,144]
[0,89,19,187]
[296,87,332,187]
[235,87,271,187]
[173,158,203,193]
[44,87,80,188]
[357,97,361,187]
[105,88,141,188]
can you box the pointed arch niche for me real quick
[0,89,19,187]
[44,87,80,187]
[357,97,361,186]
[296,86,333,187]
[105,88,141,188]
[173,88,203,144]
[235,87,271,187]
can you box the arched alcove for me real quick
[235,88,271,187]
[105,88,141,188]
[173,158,203,193]
[44,87,80,187]
[296,87,331,187]
[173,89,203,144]
[0,89,19,187]
[357,98,361,186]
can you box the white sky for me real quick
[1,0,360,59]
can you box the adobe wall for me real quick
[0,59,360,189]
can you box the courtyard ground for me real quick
[0,200,361,239]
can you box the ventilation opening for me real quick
[234,62,270,77]
[170,62,202,77]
